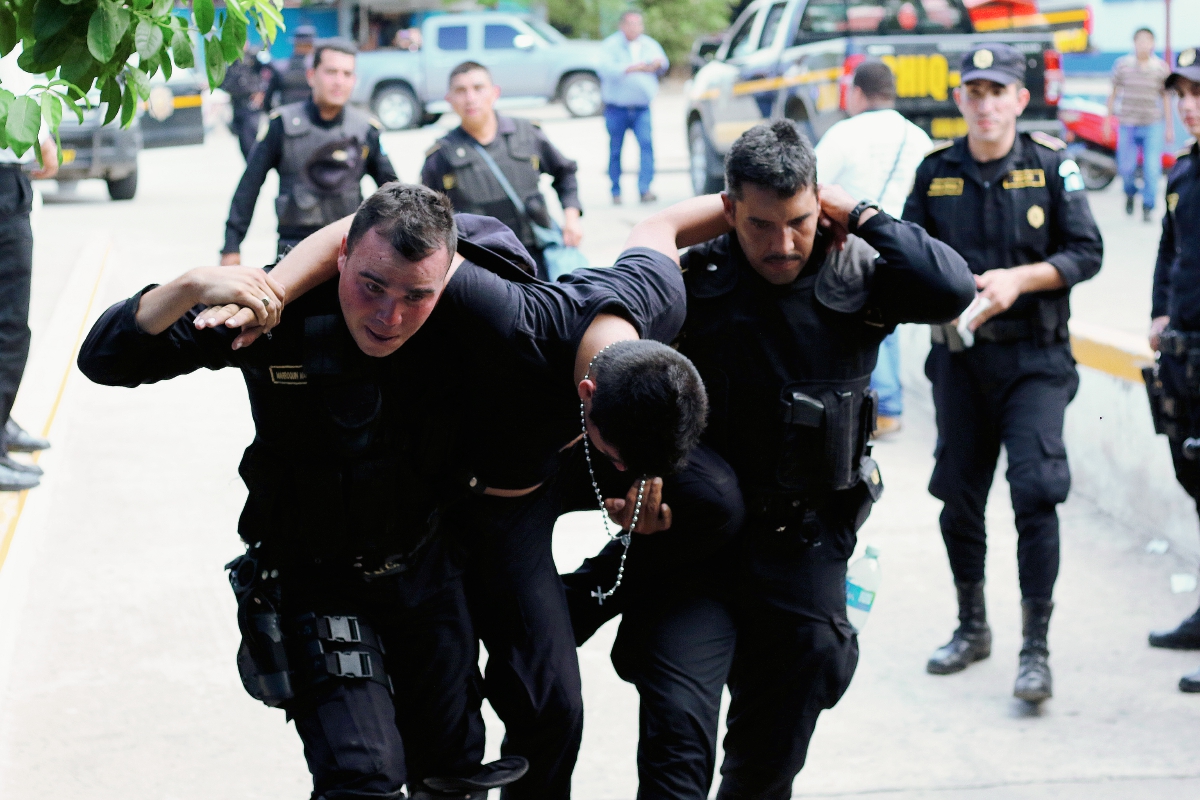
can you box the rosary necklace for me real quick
[581,345,646,605]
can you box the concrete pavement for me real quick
[1,89,1198,798]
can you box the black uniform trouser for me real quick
[0,167,33,441]
[1159,350,1200,510]
[561,443,746,800]
[278,541,484,799]
[926,340,1079,601]
[230,102,262,160]
[450,477,584,800]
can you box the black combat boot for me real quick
[927,581,992,675]
[1149,607,1200,650]
[1013,598,1054,703]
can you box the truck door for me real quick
[777,0,854,142]
[423,18,473,99]
[481,19,549,99]
[707,1,781,151]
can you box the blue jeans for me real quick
[605,104,654,196]
[872,330,902,417]
[1117,122,1164,209]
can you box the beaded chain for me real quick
[581,344,646,605]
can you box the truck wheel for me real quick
[561,74,602,117]
[1079,160,1114,191]
[373,85,421,130]
[688,120,724,196]
[107,170,137,201]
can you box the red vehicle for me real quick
[1058,96,1177,190]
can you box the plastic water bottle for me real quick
[845,546,881,632]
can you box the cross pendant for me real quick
[591,586,606,605]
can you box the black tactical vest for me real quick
[275,102,374,232]
[277,58,311,106]
[678,233,886,520]
[434,119,550,248]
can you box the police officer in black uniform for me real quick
[562,122,975,800]
[79,186,531,800]
[422,61,582,280]
[903,44,1103,702]
[263,25,317,110]
[221,42,268,160]
[222,38,396,264]
[1144,49,1200,692]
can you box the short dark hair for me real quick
[346,183,457,266]
[312,38,357,69]
[724,120,817,200]
[449,60,491,83]
[853,60,896,101]
[589,341,708,476]
[1134,27,1155,40]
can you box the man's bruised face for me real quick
[337,227,451,357]
[723,183,820,285]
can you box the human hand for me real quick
[969,269,1024,329]
[187,267,285,338]
[562,212,583,248]
[220,252,242,266]
[1102,116,1113,142]
[604,477,672,534]
[817,184,859,251]
[30,139,58,179]
[1150,315,1171,352]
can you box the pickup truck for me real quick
[686,0,1069,194]
[350,13,607,130]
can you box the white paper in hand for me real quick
[955,296,992,348]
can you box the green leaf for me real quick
[151,0,174,15]
[257,0,284,27]
[120,77,135,126]
[135,18,164,60]
[132,0,151,10]
[58,39,97,87]
[32,0,73,41]
[204,34,226,87]
[158,40,172,81]
[5,95,41,156]
[40,90,62,130]
[221,13,244,62]
[194,0,214,34]
[59,0,86,6]
[87,2,124,62]
[101,77,121,124]
[60,91,85,124]
[128,65,149,100]
[171,28,194,68]
[225,0,247,23]
[0,10,17,56]
[0,89,14,117]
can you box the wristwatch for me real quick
[848,200,883,235]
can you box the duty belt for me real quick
[931,317,1043,346]
[1158,329,1200,358]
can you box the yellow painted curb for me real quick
[1069,321,1154,385]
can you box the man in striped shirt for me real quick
[1106,28,1174,221]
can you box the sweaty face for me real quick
[1176,78,1200,138]
[309,50,357,108]
[337,227,450,357]
[956,80,1029,145]
[724,183,820,285]
[446,69,500,124]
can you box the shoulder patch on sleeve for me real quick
[1030,131,1066,151]
[368,116,383,130]
[425,143,441,159]
[925,140,954,157]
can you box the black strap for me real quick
[875,124,910,205]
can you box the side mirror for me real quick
[513,34,536,50]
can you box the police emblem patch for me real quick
[1181,49,1197,68]
[443,174,456,190]
[927,177,964,196]
[1026,205,1045,229]
[974,49,994,69]
[1168,193,1179,213]
[1059,159,1085,192]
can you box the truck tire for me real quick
[1079,160,1114,191]
[688,120,724,196]
[561,73,602,117]
[373,84,421,130]
[107,170,137,201]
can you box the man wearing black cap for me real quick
[221,38,397,264]
[1145,49,1200,693]
[264,25,318,110]
[904,43,1103,703]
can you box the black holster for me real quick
[228,552,294,707]
[1144,362,1169,436]
[777,380,876,493]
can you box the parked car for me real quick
[140,68,206,149]
[55,93,142,201]
[686,0,1069,194]
[351,13,607,130]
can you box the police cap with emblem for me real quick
[960,43,1026,86]
[1166,48,1200,90]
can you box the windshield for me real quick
[528,19,567,43]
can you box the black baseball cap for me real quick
[1166,47,1200,89]
[293,25,318,41]
[960,43,1026,86]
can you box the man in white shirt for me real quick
[0,47,58,491]
[815,60,932,436]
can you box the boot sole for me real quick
[926,649,991,675]
[1149,637,1200,651]
[1014,687,1052,702]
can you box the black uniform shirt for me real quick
[430,218,685,489]
[1153,140,1200,329]
[902,133,1103,323]
[421,115,581,247]
[223,99,398,254]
